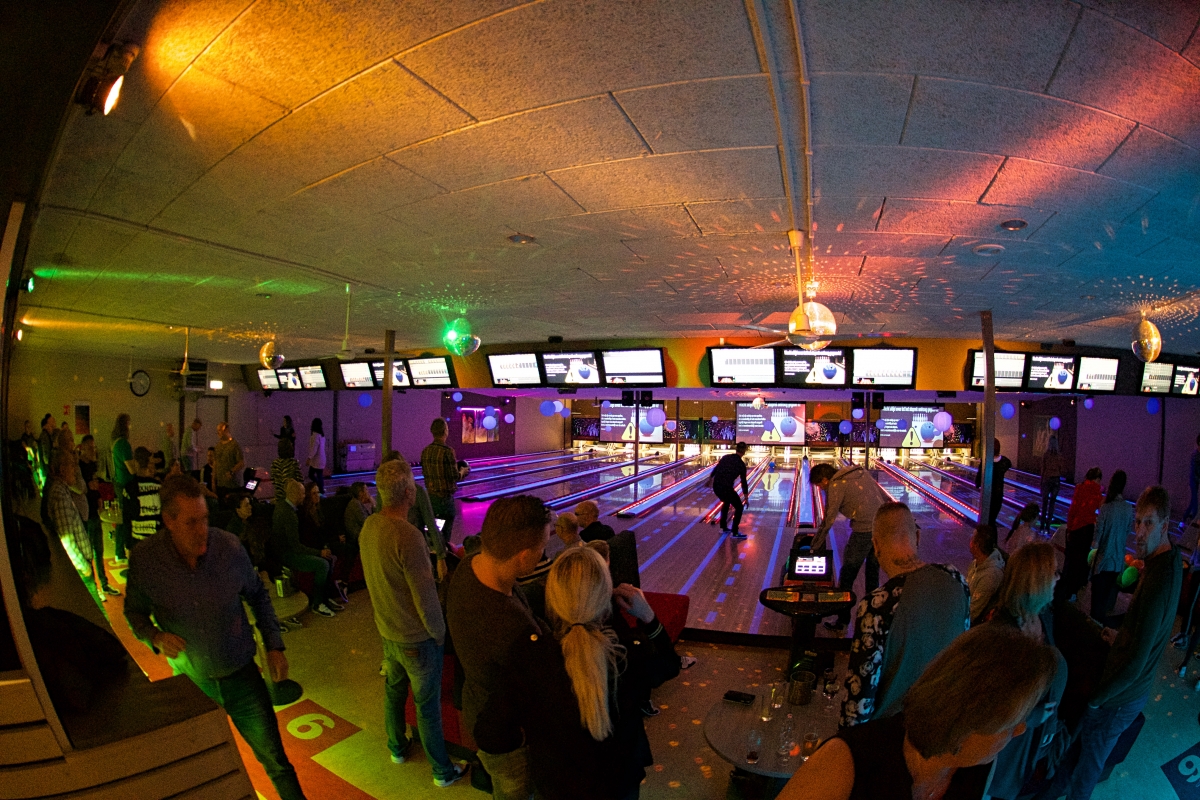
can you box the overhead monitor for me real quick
[971,351,1027,389]
[408,357,454,387]
[488,353,541,386]
[298,365,327,390]
[851,348,916,388]
[877,405,944,448]
[340,362,374,389]
[370,360,411,388]
[1140,362,1174,394]
[598,404,664,443]
[709,347,776,385]
[780,347,848,386]
[541,351,600,385]
[1173,365,1199,396]
[601,348,665,385]
[1025,354,1076,391]
[257,369,280,391]
[276,367,303,390]
[1077,356,1119,392]
[735,402,805,444]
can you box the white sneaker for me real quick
[434,764,467,788]
[325,599,345,612]
[313,604,336,618]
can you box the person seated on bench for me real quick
[576,500,614,543]
[272,480,341,619]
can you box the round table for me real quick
[703,682,843,779]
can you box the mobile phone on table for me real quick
[723,690,755,706]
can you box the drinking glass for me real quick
[777,715,795,758]
[822,667,839,710]
[746,729,762,764]
[760,688,775,722]
[800,732,820,762]
[772,681,786,710]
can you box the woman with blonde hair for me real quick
[475,546,679,799]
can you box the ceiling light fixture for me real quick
[76,42,139,116]
[999,219,1027,231]
[972,244,1005,257]
[507,233,536,245]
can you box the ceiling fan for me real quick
[336,283,354,360]
[171,326,192,376]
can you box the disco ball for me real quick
[751,397,765,409]
[259,341,284,369]
[787,301,837,350]
[1132,317,1162,363]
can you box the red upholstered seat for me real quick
[620,591,690,643]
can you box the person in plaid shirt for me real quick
[43,450,96,597]
[420,418,459,547]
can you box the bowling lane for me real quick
[457,453,634,497]
[901,461,1020,531]
[592,459,719,516]
[934,460,1071,519]
[872,466,975,575]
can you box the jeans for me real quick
[1041,477,1061,529]
[715,486,744,534]
[477,746,532,800]
[429,494,456,547]
[1090,570,1119,623]
[307,466,324,495]
[382,638,455,780]
[1065,696,1147,799]
[190,662,306,800]
[281,552,331,609]
[115,489,136,559]
[86,515,112,590]
[836,531,879,625]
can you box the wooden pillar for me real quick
[381,330,394,459]
[979,311,997,524]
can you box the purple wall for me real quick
[1017,396,1078,483]
[440,391,517,459]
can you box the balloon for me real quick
[601,400,611,409]
[1147,398,1161,415]
[1124,553,1134,566]
[1048,416,1061,431]
[639,419,655,436]
[358,393,372,408]
[664,420,677,432]
[779,417,798,436]
[1088,549,1097,567]
[482,415,497,430]
[763,419,775,432]
[838,420,853,435]
[539,400,556,417]
[933,411,953,432]
[1000,403,1015,419]
[561,407,571,418]
[1118,566,1139,589]
[851,408,864,420]
[896,419,908,430]
[646,407,667,427]
[504,413,515,424]
[1083,397,1094,410]
[553,400,564,413]
[711,415,719,423]
[752,397,765,409]
[452,392,463,402]
[484,406,495,417]
[875,418,887,430]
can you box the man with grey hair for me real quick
[273,479,340,618]
[360,460,464,787]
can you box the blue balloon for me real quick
[875,418,887,430]
[1048,416,1061,431]
[601,400,611,409]
[639,419,655,435]
[851,408,864,420]
[646,407,667,427]
[358,393,372,408]
[839,420,853,435]
[762,419,775,432]
[1000,403,1015,420]
[482,415,497,430]
[896,419,908,430]
[920,421,937,440]
[504,413,515,424]
[1147,398,1161,415]
[484,405,496,417]
[779,416,798,436]
[561,407,571,418]
[1083,397,1094,410]
[711,415,719,423]
[452,392,463,402]
[540,400,556,417]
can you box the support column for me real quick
[381,330,394,459]
[979,311,997,525]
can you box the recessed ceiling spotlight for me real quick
[972,244,1005,256]
[999,219,1028,231]
[256,292,272,299]
[508,233,536,245]
[76,43,139,116]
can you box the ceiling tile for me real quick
[390,96,648,192]
[138,0,263,93]
[1075,1,1200,51]
[386,175,585,238]
[1125,193,1200,243]
[878,199,1054,237]
[809,73,913,146]
[1096,125,1200,194]
[276,158,444,223]
[812,196,885,233]
[902,78,1134,170]
[548,149,784,212]
[814,146,1004,201]
[1048,10,1200,148]
[400,0,759,118]
[812,230,952,258]
[614,76,776,154]
[1026,212,1171,254]
[981,158,1156,217]
[524,206,701,241]
[938,237,1077,269]
[686,198,791,235]
[797,0,1078,91]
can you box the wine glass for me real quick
[822,667,839,711]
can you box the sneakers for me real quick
[390,739,414,764]
[680,655,698,670]
[640,701,660,717]
[334,580,349,603]
[730,532,748,540]
[325,599,345,612]
[103,585,121,596]
[313,603,336,618]
[434,764,467,788]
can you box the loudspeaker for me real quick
[621,390,635,405]
[872,392,885,410]
[851,392,865,411]
[639,390,654,405]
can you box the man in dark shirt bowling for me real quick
[712,442,750,540]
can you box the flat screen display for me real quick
[710,347,776,385]
[877,405,944,448]
[735,402,805,444]
[340,362,374,389]
[1077,357,1119,392]
[971,351,1027,388]
[790,555,829,580]
[602,349,664,385]
[488,353,541,386]
[276,367,302,390]
[1173,365,1199,396]
[781,348,848,386]
[408,357,454,387]
[1141,362,1174,394]
[542,351,600,385]
[1025,355,1076,391]
[598,404,664,443]
[370,360,411,388]
[851,348,916,387]
[257,369,280,390]
[298,365,326,390]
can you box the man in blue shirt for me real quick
[125,475,307,800]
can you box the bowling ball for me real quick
[1056,369,1068,385]
[822,364,837,379]
[779,416,798,436]
[639,419,655,436]
[920,421,937,440]
[579,365,591,379]
[1118,566,1139,589]
[762,419,775,431]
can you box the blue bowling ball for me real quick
[579,365,591,378]
[1056,369,1068,385]
[639,419,655,436]
[823,364,837,379]
[779,416,798,436]
[920,421,937,440]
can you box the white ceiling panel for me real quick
[686,199,791,235]
[982,158,1157,217]
[614,76,777,154]
[814,146,1004,201]
[877,199,1055,238]
[809,73,912,147]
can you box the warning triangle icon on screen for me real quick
[622,421,636,441]
[902,427,922,448]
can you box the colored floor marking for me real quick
[678,532,730,596]
[725,577,735,586]
[705,611,718,624]
[732,564,741,572]
[641,512,710,571]
[716,593,727,603]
